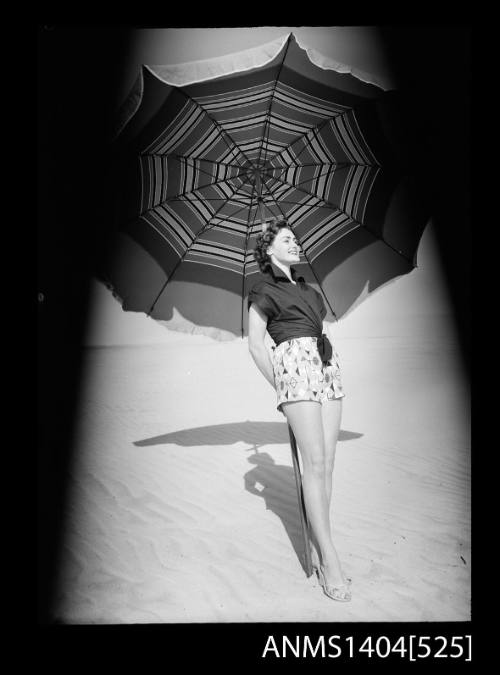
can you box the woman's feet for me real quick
[311,546,352,587]
[316,564,352,602]
[309,536,352,601]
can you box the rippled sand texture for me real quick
[52,312,470,623]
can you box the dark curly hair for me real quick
[253,218,294,274]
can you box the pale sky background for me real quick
[85,26,455,346]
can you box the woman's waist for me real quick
[273,333,323,347]
[273,333,333,364]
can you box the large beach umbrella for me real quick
[101,32,430,340]
[102,32,431,578]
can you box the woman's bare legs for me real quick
[282,399,347,589]
[322,398,343,508]
[307,398,343,569]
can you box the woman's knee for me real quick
[324,451,336,473]
[302,452,326,479]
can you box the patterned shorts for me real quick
[271,336,345,414]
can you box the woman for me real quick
[247,218,350,602]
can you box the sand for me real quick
[52,308,470,624]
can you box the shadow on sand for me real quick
[134,421,363,575]
[243,450,312,574]
[134,420,363,451]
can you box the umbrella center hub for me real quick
[252,167,265,197]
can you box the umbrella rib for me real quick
[247,198,333,207]
[265,96,384,170]
[267,163,392,201]
[268,161,358,184]
[270,163,358,193]
[147,180,261,316]
[272,161,353,170]
[268,115,340,169]
[263,169,360,220]
[162,159,252,194]
[258,175,338,319]
[255,33,292,170]
[240,183,259,337]
[176,87,257,171]
[169,154,253,174]
[132,180,243,223]
[133,173,252,222]
[262,171,414,265]
[165,196,257,208]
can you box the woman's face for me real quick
[267,228,301,264]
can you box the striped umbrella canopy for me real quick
[102,32,430,340]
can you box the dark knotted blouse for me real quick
[247,261,333,365]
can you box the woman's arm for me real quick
[248,304,275,389]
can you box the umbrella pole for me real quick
[287,423,313,578]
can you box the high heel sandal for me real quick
[312,562,352,586]
[315,564,352,602]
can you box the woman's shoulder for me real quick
[248,276,272,293]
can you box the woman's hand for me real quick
[322,319,333,340]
